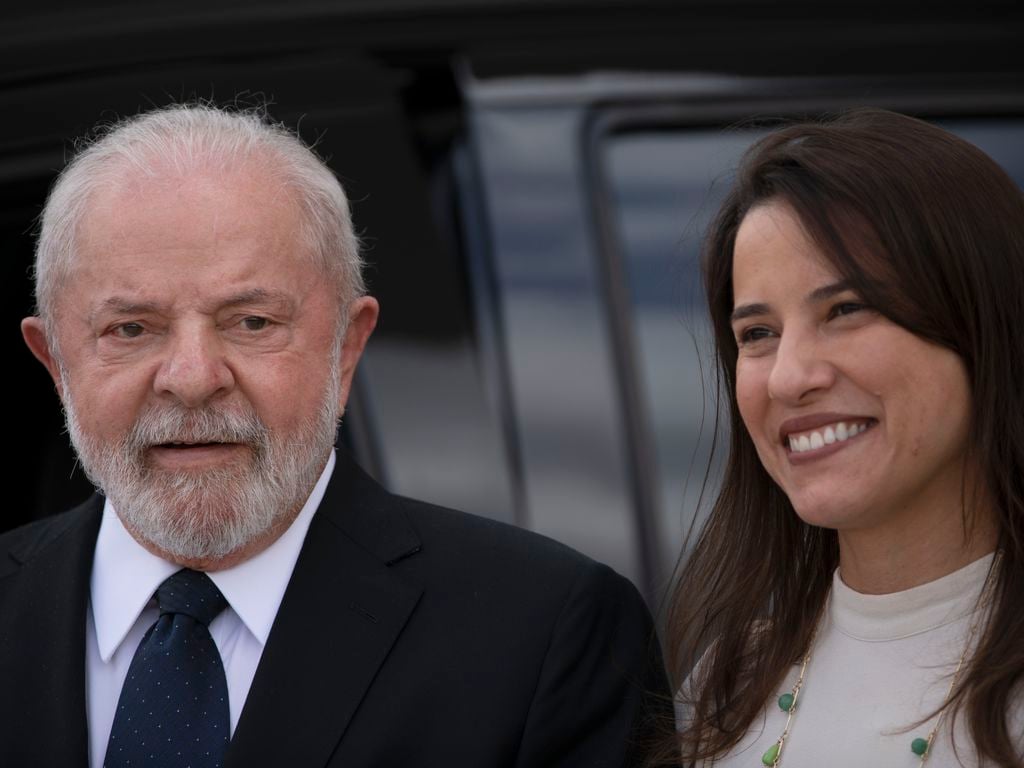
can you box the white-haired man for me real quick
[0,105,668,768]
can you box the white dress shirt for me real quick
[85,450,336,768]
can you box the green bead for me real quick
[778,693,795,712]
[761,742,780,766]
[911,737,930,756]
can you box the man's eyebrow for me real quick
[92,297,166,318]
[730,280,855,324]
[218,288,294,310]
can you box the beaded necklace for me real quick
[760,567,995,767]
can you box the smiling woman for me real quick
[731,202,977,557]
[658,110,1024,768]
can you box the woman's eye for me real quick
[241,316,269,331]
[829,301,867,319]
[738,326,774,344]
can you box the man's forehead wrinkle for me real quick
[86,174,282,251]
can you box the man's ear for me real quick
[337,296,379,413]
[22,316,65,399]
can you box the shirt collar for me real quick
[91,449,336,661]
[831,551,995,641]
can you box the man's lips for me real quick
[152,441,240,450]
[147,442,247,467]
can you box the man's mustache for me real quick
[122,405,269,454]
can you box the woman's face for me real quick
[730,202,973,535]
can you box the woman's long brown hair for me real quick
[657,109,1024,766]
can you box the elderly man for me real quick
[0,105,667,767]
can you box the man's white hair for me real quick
[34,102,364,335]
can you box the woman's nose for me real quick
[767,331,836,403]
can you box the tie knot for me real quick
[156,569,228,626]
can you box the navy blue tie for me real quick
[104,569,231,768]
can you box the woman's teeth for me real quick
[788,421,869,453]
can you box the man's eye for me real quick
[241,316,270,331]
[114,323,145,338]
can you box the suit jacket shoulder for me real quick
[0,496,102,577]
[228,452,669,768]
[0,496,102,768]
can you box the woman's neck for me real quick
[837,507,998,595]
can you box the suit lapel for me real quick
[226,453,423,768]
[0,496,101,767]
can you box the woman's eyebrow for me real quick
[730,302,770,324]
[806,280,854,303]
[730,280,855,324]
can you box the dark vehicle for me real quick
[4,0,1022,605]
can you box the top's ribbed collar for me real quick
[831,552,995,641]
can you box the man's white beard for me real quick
[59,360,342,563]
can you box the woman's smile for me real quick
[782,416,876,462]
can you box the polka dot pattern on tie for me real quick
[104,569,231,768]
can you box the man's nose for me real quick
[153,325,235,407]
[766,330,836,403]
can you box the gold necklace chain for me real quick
[763,566,996,767]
